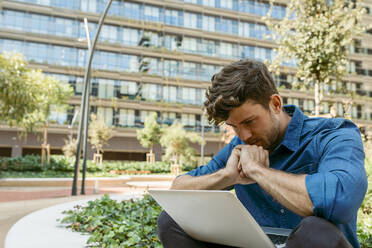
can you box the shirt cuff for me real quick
[305,173,325,217]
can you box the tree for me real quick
[264,0,366,116]
[88,114,113,163]
[160,121,204,174]
[35,71,73,166]
[0,52,42,128]
[62,138,78,157]
[136,112,162,162]
[0,52,73,166]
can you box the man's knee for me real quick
[286,216,352,248]
[157,211,170,236]
[157,210,179,239]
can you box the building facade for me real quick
[0,0,372,161]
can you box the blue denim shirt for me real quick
[186,105,367,248]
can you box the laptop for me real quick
[149,189,292,248]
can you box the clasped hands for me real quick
[225,145,270,185]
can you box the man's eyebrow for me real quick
[225,122,235,127]
[240,117,254,124]
[225,117,254,127]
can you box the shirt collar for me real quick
[278,105,306,152]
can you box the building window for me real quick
[202,0,215,7]
[140,110,156,124]
[220,0,233,9]
[181,113,196,129]
[97,107,114,126]
[162,112,176,125]
[184,12,198,29]
[119,109,135,127]
[164,85,178,103]
[202,15,215,32]
[98,79,115,99]
[101,25,118,43]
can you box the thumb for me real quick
[228,148,240,166]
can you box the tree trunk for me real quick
[343,99,353,120]
[148,144,155,163]
[170,152,181,175]
[314,80,320,117]
[41,123,50,169]
[93,147,103,164]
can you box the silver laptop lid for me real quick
[149,189,275,248]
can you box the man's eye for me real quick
[243,120,252,126]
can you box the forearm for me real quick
[251,167,314,217]
[170,169,234,190]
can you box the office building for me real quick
[0,0,371,160]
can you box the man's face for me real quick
[225,99,281,151]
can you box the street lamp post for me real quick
[81,18,92,195]
[68,110,79,142]
[71,0,113,196]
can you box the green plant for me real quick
[264,0,366,116]
[102,161,171,174]
[59,194,163,248]
[0,155,195,175]
[357,158,372,248]
[160,121,204,168]
[89,114,113,158]
[2,155,43,171]
[136,112,162,160]
[62,138,78,157]
[0,171,118,178]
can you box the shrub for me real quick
[0,155,194,174]
[48,156,75,172]
[2,155,43,171]
[0,157,7,170]
[62,138,77,157]
[357,159,372,248]
[102,161,171,174]
[59,194,162,248]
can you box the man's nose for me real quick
[238,128,252,142]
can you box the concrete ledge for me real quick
[127,181,172,188]
[5,194,140,248]
[0,175,176,187]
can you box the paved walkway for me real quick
[0,180,172,248]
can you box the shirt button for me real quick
[280,209,285,214]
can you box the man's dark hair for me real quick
[204,59,278,125]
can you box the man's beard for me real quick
[266,112,281,152]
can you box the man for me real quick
[157,59,368,248]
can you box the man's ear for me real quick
[269,94,282,114]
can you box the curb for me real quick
[0,175,176,187]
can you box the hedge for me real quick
[0,155,194,174]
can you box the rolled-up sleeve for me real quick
[186,136,242,177]
[305,123,368,224]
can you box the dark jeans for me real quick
[157,211,352,248]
